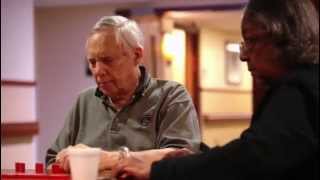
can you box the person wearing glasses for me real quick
[45,15,201,172]
[112,0,319,179]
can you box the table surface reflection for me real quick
[1,169,112,180]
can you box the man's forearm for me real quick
[99,151,121,170]
[132,148,178,162]
[100,148,177,170]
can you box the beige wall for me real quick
[199,27,252,90]
[202,120,249,146]
[169,29,186,85]
[162,29,187,85]
[1,0,35,81]
[161,23,252,147]
[1,0,37,169]
[201,90,251,114]
[199,26,252,147]
[133,15,165,78]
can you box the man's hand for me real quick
[55,144,122,172]
[112,148,193,180]
[55,144,89,172]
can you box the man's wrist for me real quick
[99,151,121,170]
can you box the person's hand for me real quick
[162,148,194,160]
[55,144,89,172]
[112,152,152,180]
[111,147,192,179]
[55,146,71,172]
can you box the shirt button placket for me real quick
[111,116,120,132]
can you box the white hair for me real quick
[92,15,144,51]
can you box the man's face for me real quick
[240,14,287,83]
[86,29,140,98]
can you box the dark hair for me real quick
[244,0,319,65]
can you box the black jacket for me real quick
[151,65,319,180]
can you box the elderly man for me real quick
[45,15,201,171]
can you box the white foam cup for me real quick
[68,147,101,180]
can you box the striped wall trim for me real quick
[1,80,36,86]
[1,122,39,138]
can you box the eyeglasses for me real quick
[240,34,271,54]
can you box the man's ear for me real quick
[134,47,143,65]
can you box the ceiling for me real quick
[34,0,244,34]
[34,0,150,7]
[35,0,248,7]
[165,10,243,33]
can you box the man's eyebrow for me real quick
[99,56,113,60]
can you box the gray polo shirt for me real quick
[46,66,201,166]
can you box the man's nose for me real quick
[94,62,107,75]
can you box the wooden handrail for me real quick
[201,87,251,94]
[203,112,251,122]
[1,122,39,138]
[1,80,36,86]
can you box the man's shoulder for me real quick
[148,78,189,98]
[77,86,97,99]
[151,78,184,90]
[70,87,101,108]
